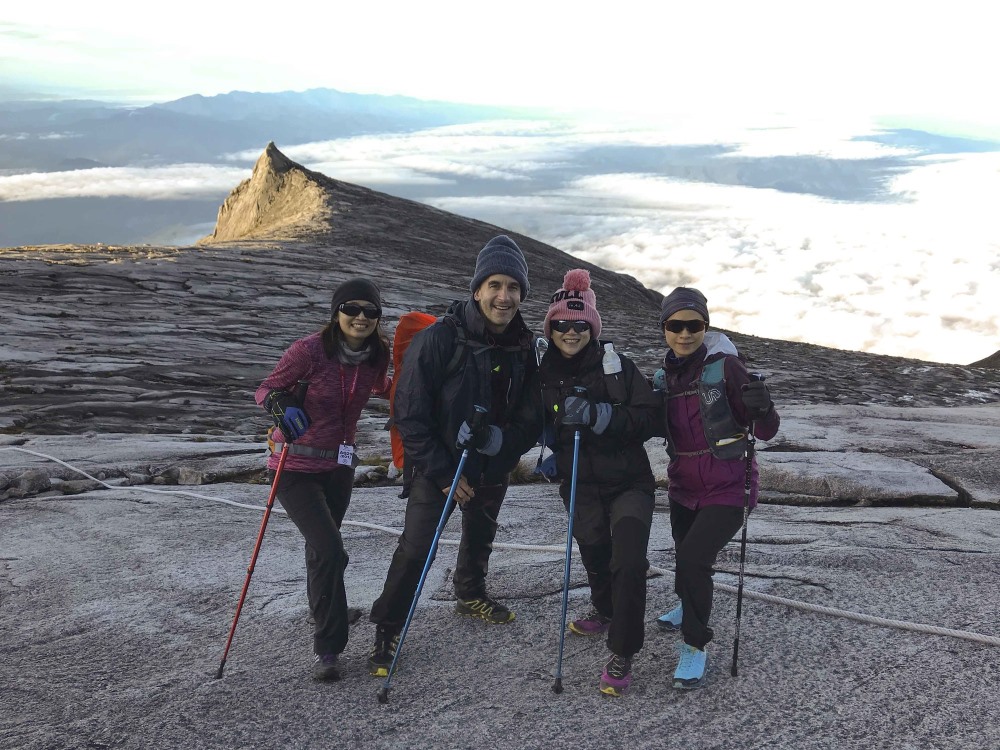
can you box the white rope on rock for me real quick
[6,445,1000,647]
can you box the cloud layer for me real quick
[1,117,996,365]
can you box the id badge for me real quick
[337,443,355,467]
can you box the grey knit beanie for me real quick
[469,235,530,301]
[659,287,710,325]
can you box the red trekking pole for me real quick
[215,381,307,679]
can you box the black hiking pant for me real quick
[562,482,654,659]
[670,500,745,650]
[274,467,353,655]
[370,472,507,629]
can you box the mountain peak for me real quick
[201,143,333,243]
[260,140,295,174]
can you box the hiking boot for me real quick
[599,653,633,697]
[568,608,611,636]
[656,603,683,632]
[367,626,400,677]
[673,643,708,689]
[312,653,340,681]
[455,594,515,624]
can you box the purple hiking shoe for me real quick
[599,653,633,697]
[568,608,611,636]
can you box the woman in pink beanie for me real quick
[503,268,660,696]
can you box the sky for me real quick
[3,1,999,134]
[2,1,999,366]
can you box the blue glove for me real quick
[741,380,772,420]
[280,407,310,439]
[534,453,559,481]
[264,389,310,440]
[651,368,666,390]
[562,396,612,435]
[457,420,502,456]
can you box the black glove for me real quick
[563,395,600,427]
[456,419,502,455]
[741,380,772,420]
[263,389,310,440]
[562,396,613,434]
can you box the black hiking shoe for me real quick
[367,626,400,677]
[312,653,341,681]
[455,594,515,624]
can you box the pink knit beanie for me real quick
[543,269,602,339]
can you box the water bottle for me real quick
[601,342,622,375]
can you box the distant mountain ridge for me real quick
[0,87,522,172]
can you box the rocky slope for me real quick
[2,144,999,505]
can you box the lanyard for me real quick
[340,364,361,441]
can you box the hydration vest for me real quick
[664,333,747,461]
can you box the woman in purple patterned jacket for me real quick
[651,287,780,690]
[255,277,391,680]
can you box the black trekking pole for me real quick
[553,387,585,694]
[215,380,308,680]
[731,373,764,677]
[533,337,549,474]
[377,405,488,704]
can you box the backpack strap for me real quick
[698,357,747,460]
[442,316,469,377]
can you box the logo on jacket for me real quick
[702,387,723,405]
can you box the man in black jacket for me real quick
[368,235,536,677]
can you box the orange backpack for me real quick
[388,312,480,471]
[389,312,438,470]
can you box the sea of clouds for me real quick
[2,116,997,365]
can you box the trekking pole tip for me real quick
[552,678,563,694]
[214,663,225,680]
[377,687,390,704]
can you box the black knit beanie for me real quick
[330,278,382,320]
[469,235,530,301]
[659,287,710,325]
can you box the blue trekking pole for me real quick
[377,405,487,704]
[552,387,585,694]
[731,373,765,677]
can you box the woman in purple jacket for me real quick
[651,287,779,690]
[255,278,391,680]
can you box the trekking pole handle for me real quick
[294,379,310,401]
[469,404,488,428]
[749,373,766,383]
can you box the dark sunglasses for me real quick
[338,303,381,319]
[663,319,707,334]
[551,319,592,334]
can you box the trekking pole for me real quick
[553,386,585,694]
[377,405,487,704]
[731,373,764,677]
[533,337,549,473]
[215,380,308,680]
